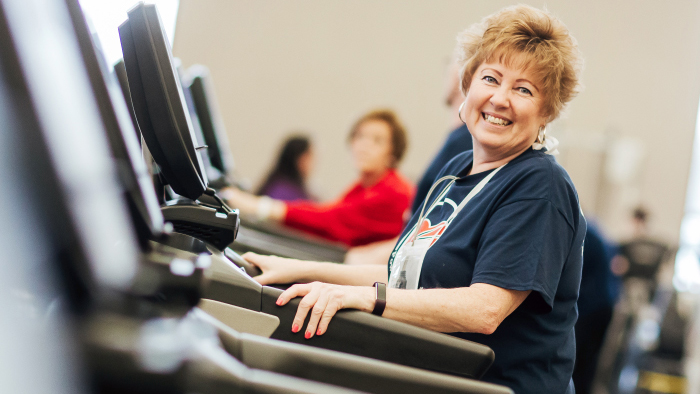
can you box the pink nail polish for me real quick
[316,329,322,336]
[305,331,312,339]
[276,299,282,306]
[292,324,299,333]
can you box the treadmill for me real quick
[6,0,511,392]
[64,2,511,393]
[183,64,236,185]
[183,64,349,263]
[117,1,500,382]
[0,0,347,391]
[175,60,229,190]
[0,2,87,393]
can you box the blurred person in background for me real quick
[411,60,473,214]
[223,109,414,247]
[574,220,618,394]
[256,134,315,202]
[244,6,585,393]
[345,59,473,264]
[610,206,670,278]
[631,206,650,238]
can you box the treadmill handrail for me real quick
[194,247,495,379]
[262,286,495,379]
[193,308,511,394]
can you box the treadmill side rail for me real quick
[197,251,495,379]
[197,300,279,338]
[261,287,495,379]
[194,309,513,394]
[202,248,263,311]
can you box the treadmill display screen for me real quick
[186,65,235,177]
[119,3,208,200]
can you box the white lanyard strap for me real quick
[408,163,506,244]
[446,163,505,223]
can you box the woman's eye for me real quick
[483,76,497,84]
[517,87,532,96]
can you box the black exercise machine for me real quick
[4,0,514,391]
[117,1,499,382]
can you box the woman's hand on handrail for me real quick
[275,281,374,339]
[275,280,531,337]
[242,252,311,285]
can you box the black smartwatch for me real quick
[372,282,387,316]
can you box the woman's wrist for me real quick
[268,199,287,221]
[338,285,377,313]
[250,195,285,222]
[296,260,324,283]
[361,285,378,313]
[256,196,274,221]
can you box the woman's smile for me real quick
[481,112,512,127]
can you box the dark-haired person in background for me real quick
[256,135,315,202]
[344,60,472,264]
[224,109,414,247]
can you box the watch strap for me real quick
[372,282,386,316]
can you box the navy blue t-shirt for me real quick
[411,123,472,215]
[389,148,585,394]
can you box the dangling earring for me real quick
[536,126,546,145]
[458,100,467,124]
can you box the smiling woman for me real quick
[460,62,549,172]
[243,5,584,394]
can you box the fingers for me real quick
[241,252,262,266]
[243,252,273,284]
[243,253,286,285]
[315,296,340,336]
[276,282,345,339]
[252,272,275,286]
[304,291,331,338]
[290,285,319,337]
[276,283,312,306]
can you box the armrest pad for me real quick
[261,286,494,379]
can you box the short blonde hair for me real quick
[455,5,583,121]
[348,109,408,167]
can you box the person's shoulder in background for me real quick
[261,177,312,202]
[411,124,473,214]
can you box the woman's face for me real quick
[296,148,314,180]
[461,61,547,159]
[350,120,394,174]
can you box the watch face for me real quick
[372,282,387,316]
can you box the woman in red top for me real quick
[222,109,414,247]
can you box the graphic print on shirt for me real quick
[388,193,458,290]
[388,163,506,290]
[414,217,449,246]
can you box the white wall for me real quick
[172,0,700,243]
